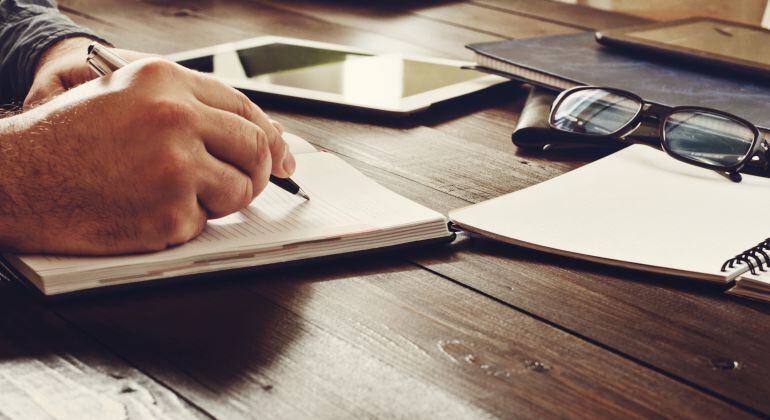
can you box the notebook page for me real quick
[283,132,318,155]
[450,145,770,282]
[16,152,445,276]
[735,271,770,285]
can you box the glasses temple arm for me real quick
[745,137,770,170]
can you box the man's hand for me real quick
[0,58,295,255]
[24,37,150,109]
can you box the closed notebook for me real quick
[449,145,770,301]
[4,133,452,296]
[467,33,770,131]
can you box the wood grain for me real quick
[260,0,577,42]
[59,0,441,57]
[471,0,650,29]
[0,281,206,419]
[413,237,770,415]
[38,0,770,417]
[53,258,749,418]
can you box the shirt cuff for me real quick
[22,27,109,95]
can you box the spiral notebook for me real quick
[449,145,770,302]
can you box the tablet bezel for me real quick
[165,36,506,115]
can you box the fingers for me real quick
[269,119,296,174]
[196,153,267,219]
[157,197,208,248]
[198,108,274,198]
[187,72,294,177]
[271,119,284,135]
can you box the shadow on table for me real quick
[0,254,420,397]
[409,234,770,314]
[253,80,526,130]
[55,276,306,394]
[0,272,303,394]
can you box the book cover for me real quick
[468,33,770,130]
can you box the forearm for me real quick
[0,0,105,105]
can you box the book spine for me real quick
[474,53,579,91]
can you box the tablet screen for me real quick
[177,43,481,103]
[626,21,770,66]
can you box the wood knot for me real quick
[711,357,741,370]
[173,9,194,17]
[524,359,550,372]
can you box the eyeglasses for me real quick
[548,86,769,182]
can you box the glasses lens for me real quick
[551,88,642,135]
[664,110,755,168]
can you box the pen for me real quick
[86,42,310,201]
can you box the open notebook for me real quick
[450,145,770,303]
[5,134,452,296]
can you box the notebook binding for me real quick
[721,238,770,275]
[447,221,463,233]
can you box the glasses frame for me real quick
[548,85,767,182]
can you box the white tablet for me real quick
[165,36,506,115]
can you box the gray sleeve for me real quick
[0,0,107,105]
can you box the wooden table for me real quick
[2,1,769,418]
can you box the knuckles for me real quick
[130,58,179,83]
[234,175,254,211]
[233,90,255,121]
[153,204,198,247]
[108,58,278,249]
[254,126,269,165]
[148,99,198,129]
[144,148,206,248]
[155,143,195,187]
[251,129,271,196]
[209,170,253,218]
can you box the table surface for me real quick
[2,1,769,418]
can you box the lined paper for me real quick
[16,150,444,278]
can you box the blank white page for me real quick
[16,151,445,276]
[283,132,318,155]
[450,145,770,282]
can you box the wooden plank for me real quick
[55,0,770,415]
[471,0,651,29]
[248,0,502,60]
[0,280,207,419]
[272,106,770,414]
[59,0,444,57]
[211,4,770,413]
[407,2,577,38]
[51,259,750,418]
[412,237,770,415]
[274,94,770,416]
[257,0,576,43]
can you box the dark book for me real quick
[468,33,770,131]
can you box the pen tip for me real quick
[298,189,310,200]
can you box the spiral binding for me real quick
[721,238,770,275]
